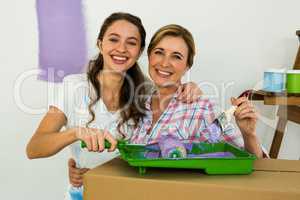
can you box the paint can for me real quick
[263,69,285,92]
[286,70,300,94]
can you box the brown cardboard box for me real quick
[84,158,300,200]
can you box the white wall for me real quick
[1,0,299,199]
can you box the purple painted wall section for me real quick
[36,0,87,82]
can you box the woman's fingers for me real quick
[69,165,81,178]
[178,83,202,103]
[70,173,83,187]
[231,97,256,116]
[231,97,248,106]
[80,168,90,174]
[237,102,253,111]
[104,130,118,152]
[70,173,82,180]
[187,93,202,103]
[237,107,255,117]
[78,128,93,151]
[179,92,189,102]
[235,103,255,116]
[85,137,92,151]
[80,128,103,152]
[68,158,76,168]
[238,112,257,120]
[177,89,192,103]
[70,171,89,186]
[177,84,184,98]
[70,175,82,187]
[76,127,117,152]
[96,129,105,152]
[177,83,191,101]
[91,132,99,152]
[234,101,257,120]
[71,168,89,180]
[71,180,83,188]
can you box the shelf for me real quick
[249,90,300,106]
[264,96,300,105]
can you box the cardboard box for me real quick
[84,158,300,200]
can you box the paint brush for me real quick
[205,91,251,142]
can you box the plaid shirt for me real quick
[130,90,244,148]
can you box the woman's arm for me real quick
[26,106,77,159]
[241,133,263,158]
[26,106,118,159]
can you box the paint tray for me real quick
[118,141,256,175]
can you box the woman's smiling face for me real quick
[148,36,189,88]
[99,20,142,73]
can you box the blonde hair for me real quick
[147,24,196,67]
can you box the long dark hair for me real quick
[86,12,147,132]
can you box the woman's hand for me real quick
[68,158,89,188]
[231,97,257,136]
[74,127,117,152]
[177,82,203,103]
[231,97,263,158]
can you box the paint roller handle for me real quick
[80,140,112,149]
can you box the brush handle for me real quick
[80,140,112,149]
[224,105,237,117]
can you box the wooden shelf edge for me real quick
[264,96,300,105]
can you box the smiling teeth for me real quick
[113,56,127,61]
[157,70,172,76]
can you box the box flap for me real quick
[254,159,300,172]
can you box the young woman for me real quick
[26,13,202,200]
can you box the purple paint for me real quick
[187,152,235,158]
[145,143,160,151]
[144,151,160,159]
[158,136,187,158]
[183,143,193,152]
[143,137,235,159]
[206,120,222,143]
[144,151,235,159]
[36,0,87,82]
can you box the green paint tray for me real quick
[82,140,256,175]
[121,142,256,175]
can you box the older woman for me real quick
[129,24,263,158]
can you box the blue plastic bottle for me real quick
[69,186,83,200]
